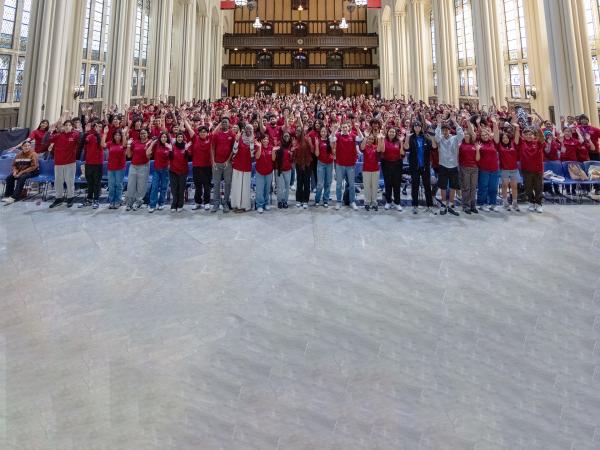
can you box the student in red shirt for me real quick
[381,127,404,211]
[146,132,171,212]
[48,114,80,208]
[124,129,151,211]
[493,117,520,211]
[102,127,127,209]
[361,132,381,211]
[80,121,104,208]
[210,117,236,213]
[168,132,191,212]
[29,120,50,158]
[576,114,600,161]
[275,131,293,208]
[515,123,545,213]
[185,119,213,210]
[314,126,334,207]
[230,124,255,212]
[476,128,500,212]
[254,134,275,213]
[331,121,363,210]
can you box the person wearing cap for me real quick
[405,120,436,215]
[434,113,464,216]
[1,140,39,204]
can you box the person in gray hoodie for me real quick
[434,112,464,216]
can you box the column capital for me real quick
[394,11,406,18]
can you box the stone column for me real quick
[18,0,72,127]
[62,0,86,114]
[543,0,599,125]
[147,0,173,101]
[213,20,224,99]
[105,0,137,107]
[380,19,390,98]
[432,0,459,105]
[195,14,205,98]
[471,0,504,107]
[180,0,196,102]
[407,0,429,100]
[200,15,213,100]
[393,10,409,98]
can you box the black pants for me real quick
[523,170,543,204]
[295,165,312,203]
[192,166,212,205]
[85,164,102,201]
[411,167,433,207]
[381,160,402,205]
[4,170,38,200]
[169,171,187,209]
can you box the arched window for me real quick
[500,0,529,99]
[327,51,343,69]
[584,0,600,102]
[0,0,30,103]
[259,21,273,36]
[81,0,112,100]
[328,83,343,98]
[132,0,150,98]
[455,0,477,97]
[293,21,308,36]
[257,51,273,69]
[257,82,273,96]
[292,51,308,69]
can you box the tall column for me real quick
[18,0,72,127]
[200,15,213,99]
[62,0,86,114]
[471,0,504,107]
[105,0,137,107]
[543,0,599,126]
[147,0,173,101]
[380,20,390,98]
[180,0,196,102]
[195,14,205,98]
[213,20,224,99]
[522,0,553,117]
[432,0,459,105]
[393,10,409,98]
[407,0,429,100]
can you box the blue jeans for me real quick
[108,169,124,204]
[477,170,499,206]
[149,167,169,208]
[335,164,356,204]
[255,172,273,209]
[277,170,291,203]
[315,161,333,204]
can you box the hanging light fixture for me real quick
[355,0,368,6]
[253,16,263,28]
[339,17,349,29]
[234,0,248,6]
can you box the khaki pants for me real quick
[54,162,76,199]
[460,166,478,209]
[523,170,543,205]
[363,171,379,205]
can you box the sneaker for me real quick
[350,202,358,210]
[395,204,403,212]
[257,207,264,213]
[425,207,437,216]
[92,201,99,209]
[178,207,184,213]
[204,204,210,210]
[171,208,176,213]
[335,203,341,210]
[303,203,308,209]
[211,204,219,213]
[157,205,165,211]
[384,203,391,210]
[277,202,283,209]
[78,199,92,208]
[3,197,15,204]
[448,206,459,216]
[126,205,132,211]
[471,206,479,214]
[440,206,447,215]
[503,201,510,210]
[223,204,230,213]
[264,205,271,211]
[463,207,472,215]
[412,206,418,214]
[536,204,543,213]
[132,203,140,211]
[66,198,74,208]
[148,207,155,213]
[481,205,490,212]
[283,202,288,209]
[512,202,520,211]
[290,185,296,192]
[323,202,329,208]
[528,203,535,212]
[489,204,497,212]
[49,198,63,208]
[313,202,320,207]
[365,204,370,211]
[296,202,302,208]
[192,203,202,210]
[108,203,115,210]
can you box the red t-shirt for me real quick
[578,141,594,162]
[266,124,281,145]
[518,139,544,173]
[278,146,293,171]
[545,141,560,161]
[477,140,499,172]
[190,134,212,167]
[578,125,600,154]
[129,129,141,142]
[212,130,235,164]
[316,137,334,164]
[430,147,439,169]
[335,132,358,167]
[85,134,104,165]
[382,139,402,162]
[232,140,253,172]
[107,143,126,171]
[29,129,48,153]
[560,138,580,161]
[170,146,189,175]
[497,142,518,170]
[130,140,149,165]
[459,143,477,168]
[362,143,379,172]
[50,131,80,165]
[256,144,274,176]
[153,144,170,170]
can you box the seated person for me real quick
[2,140,39,204]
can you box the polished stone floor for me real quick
[1,199,600,450]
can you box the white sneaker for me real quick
[264,205,270,211]
[384,203,391,210]
[3,197,14,204]
[158,205,165,211]
[178,207,184,213]
[536,204,543,213]
[350,202,358,210]
[171,208,176,213]
[396,204,403,212]
[481,205,490,212]
[192,203,202,210]
[257,207,264,213]
[528,203,535,212]
[296,202,302,208]
[512,202,520,211]
[290,185,296,192]
[503,201,511,211]
[148,207,155,213]
[302,203,308,209]
[335,203,341,210]
[425,207,437,216]
[204,204,210,210]
[489,204,497,212]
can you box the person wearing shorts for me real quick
[434,114,464,216]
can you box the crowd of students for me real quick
[3,93,599,215]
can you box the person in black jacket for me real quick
[403,121,437,215]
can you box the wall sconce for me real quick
[526,85,537,99]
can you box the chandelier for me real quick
[339,17,349,29]
[252,16,263,28]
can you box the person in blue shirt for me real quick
[404,121,437,215]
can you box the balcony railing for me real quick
[233,20,368,35]
[222,66,379,81]
[223,34,379,50]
